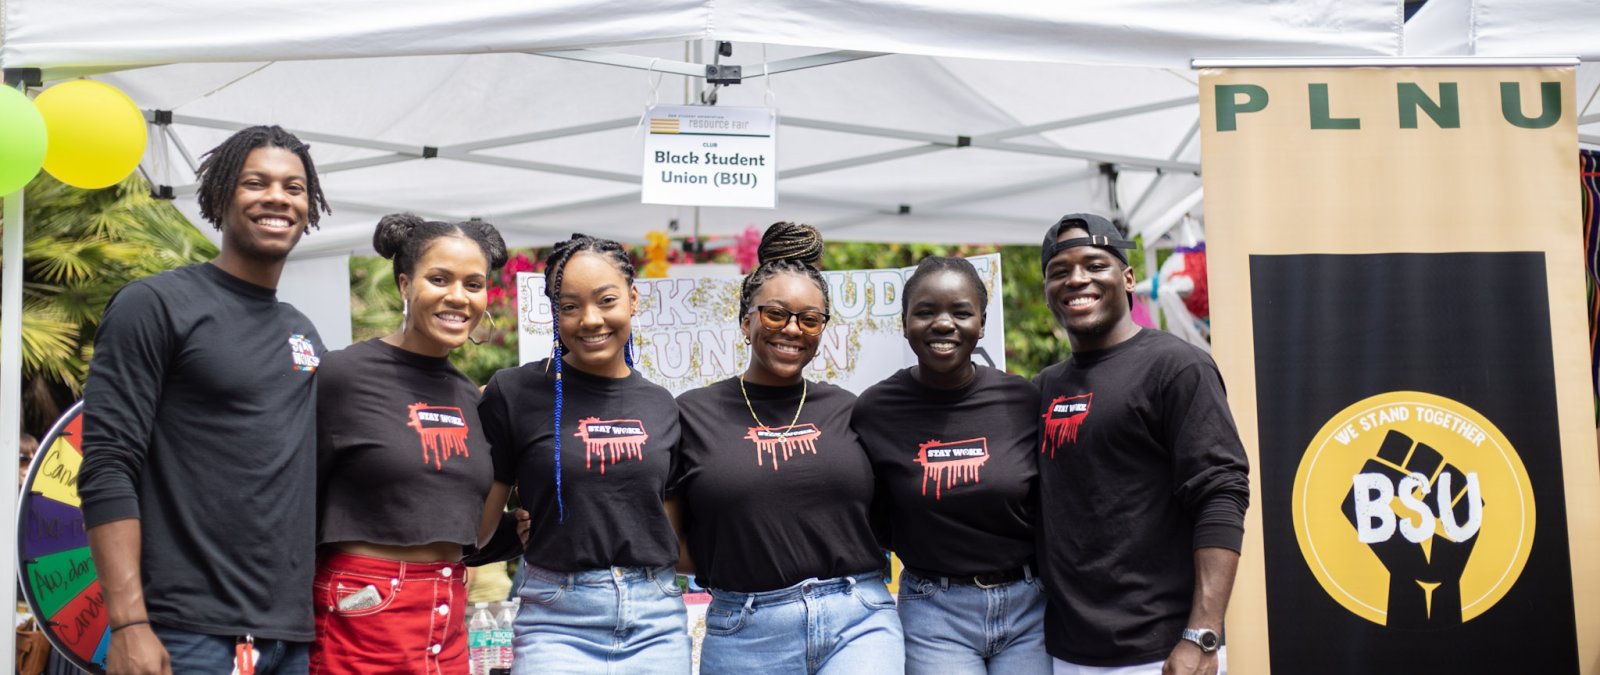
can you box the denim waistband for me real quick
[709,570,884,609]
[521,562,675,587]
[317,551,465,581]
[902,564,1034,589]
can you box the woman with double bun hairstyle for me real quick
[311,213,510,674]
[853,255,1047,674]
[673,221,905,674]
[477,234,690,673]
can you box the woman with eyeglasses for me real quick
[672,222,904,674]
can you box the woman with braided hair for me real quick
[477,234,689,673]
[672,222,905,673]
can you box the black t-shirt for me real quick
[78,263,323,641]
[480,359,680,571]
[853,366,1040,577]
[316,338,492,548]
[1033,328,1250,666]
[674,377,883,592]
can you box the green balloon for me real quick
[0,86,47,196]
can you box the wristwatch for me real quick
[1180,628,1220,653]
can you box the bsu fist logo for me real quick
[1342,429,1483,627]
[1292,392,1534,629]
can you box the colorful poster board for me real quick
[515,253,1006,396]
[17,401,106,674]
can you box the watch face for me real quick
[1199,631,1220,650]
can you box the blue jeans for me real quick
[511,563,689,674]
[898,569,1049,675]
[151,623,309,674]
[701,571,905,675]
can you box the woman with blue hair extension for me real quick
[477,234,689,673]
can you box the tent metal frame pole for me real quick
[819,169,1096,232]
[975,95,1197,141]
[782,116,1198,173]
[920,168,1097,210]
[969,139,1197,173]
[821,207,1040,233]
[448,118,637,152]
[533,48,884,78]
[1125,118,1201,223]
[163,124,200,174]
[780,145,947,179]
[317,154,416,174]
[1,164,23,675]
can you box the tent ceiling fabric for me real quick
[1403,0,1600,152]
[0,0,1404,252]
[2,0,1403,74]
[109,45,1222,253]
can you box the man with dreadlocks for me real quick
[79,125,332,675]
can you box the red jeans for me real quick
[309,552,469,674]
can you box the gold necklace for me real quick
[739,376,806,430]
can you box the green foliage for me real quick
[7,174,217,434]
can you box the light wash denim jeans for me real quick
[511,563,690,674]
[700,571,904,675]
[897,568,1049,675]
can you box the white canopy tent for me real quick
[0,4,1403,664]
[11,0,1600,668]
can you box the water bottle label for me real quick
[469,633,493,648]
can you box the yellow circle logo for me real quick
[1291,391,1534,628]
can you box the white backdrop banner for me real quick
[517,253,1004,395]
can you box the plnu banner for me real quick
[1199,62,1600,674]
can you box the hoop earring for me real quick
[469,312,498,346]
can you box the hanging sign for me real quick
[642,105,776,208]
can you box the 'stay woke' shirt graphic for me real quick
[573,418,649,474]
[914,437,990,499]
[1042,393,1092,458]
[407,403,471,470]
[745,424,822,470]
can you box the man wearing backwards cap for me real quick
[1032,214,1250,675]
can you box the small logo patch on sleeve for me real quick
[288,334,320,372]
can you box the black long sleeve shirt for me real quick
[78,263,323,641]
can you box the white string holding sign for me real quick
[762,44,777,111]
[630,58,662,140]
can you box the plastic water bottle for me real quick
[492,600,517,672]
[468,603,495,675]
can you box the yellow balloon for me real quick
[34,80,148,189]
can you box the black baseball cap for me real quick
[1040,213,1136,273]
